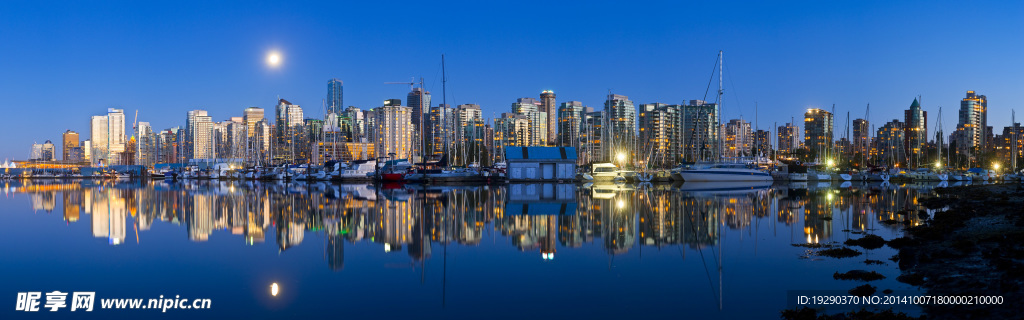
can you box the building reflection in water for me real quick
[7,179,936,267]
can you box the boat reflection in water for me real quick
[0,179,937,318]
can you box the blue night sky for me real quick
[1,0,1022,160]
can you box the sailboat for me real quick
[676,51,773,183]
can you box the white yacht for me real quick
[675,162,772,182]
[581,163,623,182]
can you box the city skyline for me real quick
[3,1,1024,161]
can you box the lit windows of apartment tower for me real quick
[753,130,771,156]
[426,104,455,158]
[681,100,719,162]
[274,99,305,163]
[605,94,636,160]
[876,119,906,167]
[803,108,834,156]
[90,115,108,166]
[243,107,268,159]
[135,122,156,167]
[62,130,79,161]
[852,119,870,157]
[540,90,557,146]
[105,108,127,164]
[557,101,586,148]
[187,110,214,159]
[512,97,548,146]
[493,113,530,161]
[408,88,431,133]
[903,98,928,168]
[455,104,485,165]
[956,91,987,158]
[723,119,752,158]
[638,103,681,166]
[580,109,607,164]
[327,79,343,115]
[374,104,414,160]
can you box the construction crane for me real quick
[132,110,138,136]
[385,77,423,91]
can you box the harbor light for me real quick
[616,153,626,163]
[935,161,941,168]
[826,159,834,167]
[994,163,1001,171]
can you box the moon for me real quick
[266,51,282,67]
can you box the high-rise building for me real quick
[62,130,79,161]
[493,113,530,161]
[157,128,179,164]
[804,108,834,156]
[606,94,635,161]
[374,104,414,160]
[243,107,267,159]
[581,109,607,164]
[40,140,55,161]
[327,79,343,115]
[681,100,719,161]
[512,97,547,146]
[90,115,108,165]
[904,98,928,168]
[426,104,455,158]
[753,130,771,156]
[540,90,556,146]
[107,108,126,163]
[638,103,681,166]
[408,88,431,133]
[136,122,156,167]
[777,122,800,157]
[853,119,870,157]
[723,119,752,158]
[955,91,987,159]
[274,99,305,163]
[876,119,905,167]
[187,110,214,159]
[557,101,586,148]
[454,104,485,165]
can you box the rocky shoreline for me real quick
[901,184,1024,319]
[782,184,1024,320]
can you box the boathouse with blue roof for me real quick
[503,146,577,181]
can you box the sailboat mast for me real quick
[717,50,723,161]
[441,54,448,168]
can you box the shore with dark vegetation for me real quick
[782,183,1024,320]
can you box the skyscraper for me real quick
[106,108,126,162]
[512,97,547,146]
[90,115,108,165]
[638,103,681,166]
[804,108,834,156]
[408,88,431,133]
[581,109,606,164]
[493,113,530,161]
[852,119,870,157]
[374,104,414,160]
[956,91,987,159]
[877,119,905,167]
[426,104,455,158]
[455,104,485,165]
[187,110,214,159]
[723,119,752,158]
[62,130,79,161]
[753,130,771,156]
[136,122,155,167]
[540,90,556,146]
[274,99,304,163]
[243,107,267,158]
[557,101,586,148]
[777,122,800,156]
[904,98,927,168]
[606,94,635,161]
[681,100,719,162]
[327,79,343,115]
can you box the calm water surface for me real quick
[0,180,939,319]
